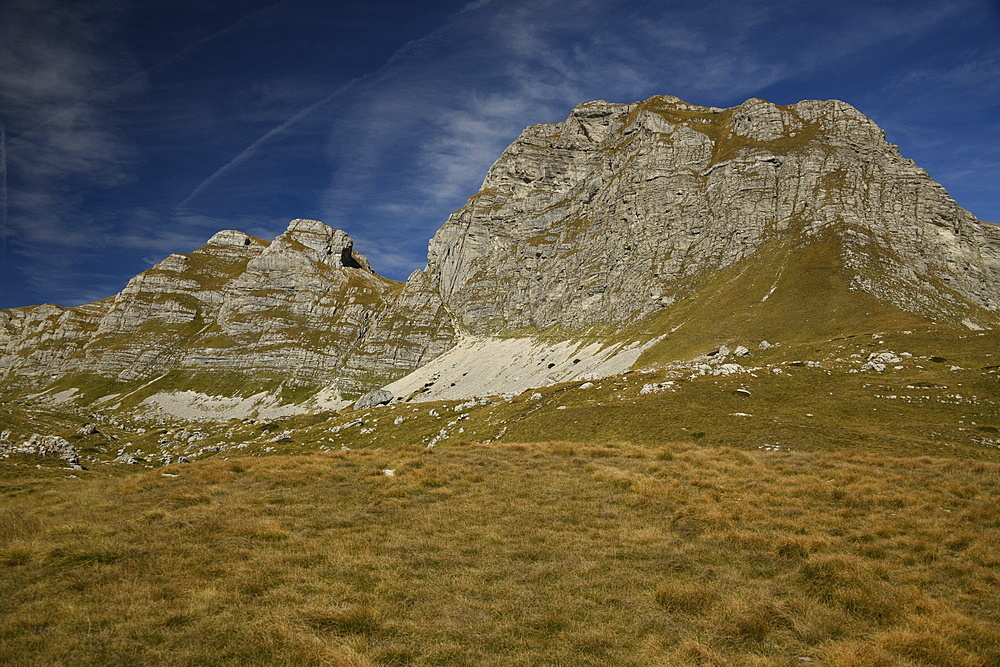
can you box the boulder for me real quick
[353,389,393,411]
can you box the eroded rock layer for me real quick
[415,95,999,334]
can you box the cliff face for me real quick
[413,95,999,334]
[1,220,405,398]
[1,95,998,410]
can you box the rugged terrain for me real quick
[0,95,998,664]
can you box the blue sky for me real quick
[1,0,998,308]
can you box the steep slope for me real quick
[405,95,998,336]
[1,220,406,407]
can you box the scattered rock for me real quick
[735,388,752,397]
[77,423,100,436]
[860,361,886,373]
[1,434,83,469]
[733,345,750,356]
[868,351,902,365]
[758,340,773,350]
[640,381,676,394]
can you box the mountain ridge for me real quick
[2,94,998,417]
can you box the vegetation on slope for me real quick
[1,322,998,665]
[1,437,996,665]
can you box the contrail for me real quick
[178,0,498,208]
[22,2,282,138]
[177,76,370,208]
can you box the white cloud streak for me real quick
[178,0,497,209]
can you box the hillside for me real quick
[1,324,998,664]
[0,94,998,663]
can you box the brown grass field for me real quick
[1,326,998,664]
[1,436,997,665]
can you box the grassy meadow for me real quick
[1,437,997,665]
[1,326,998,664]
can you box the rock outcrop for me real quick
[0,220,407,400]
[0,433,83,469]
[408,95,999,334]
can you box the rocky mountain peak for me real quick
[206,229,262,247]
[411,94,998,336]
[262,218,373,272]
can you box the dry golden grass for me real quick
[1,439,997,665]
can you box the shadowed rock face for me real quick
[1,95,998,406]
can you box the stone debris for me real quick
[640,381,676,394]
[453,397,491,412]
[1,434,84,469]
[868,351,903,365]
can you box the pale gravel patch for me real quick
[382,335,663,403]
[138,387,348,421]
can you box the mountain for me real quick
[411,95,998,332]
[3,94,999,667]
[1,95,998,417]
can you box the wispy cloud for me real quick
[0,0,284,305]
[177,77,367,209]
[178,0,498,210]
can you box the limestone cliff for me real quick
[413,95,999,334]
